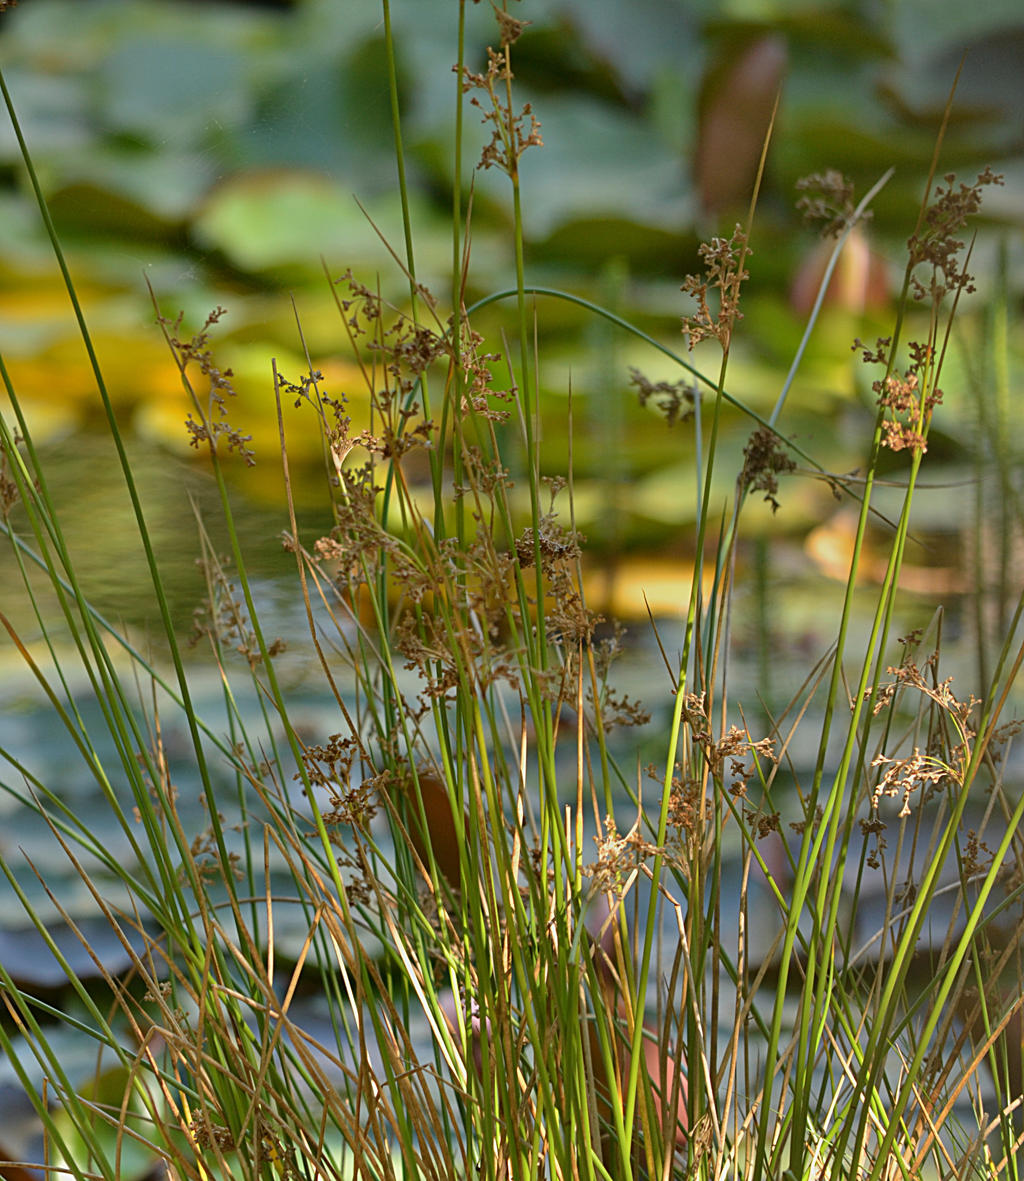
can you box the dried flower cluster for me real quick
[961,829,995,879]
[315,460,419,594]
[681,225,750,351]
[558,623,649,733]
[907,167,1003,303]
[867,661,978,819]
[853,336,943,454]
[493,5,529,47]
[0,428,26,517]
[453,446,513,501]
[188,1112,236,1151]
[515,512,581,570]
[293,277,603,720]
[460,35,542,178]
[300,732,358,791]
[394,591,520,700]
[678,694,776,797]
[629,367,698,426]
[520,489,602,649]
[870,747,950,818]
[187,826,241,886]
[664,761,710,854]
[795,170,863,239]
[453,315,514,421]
[336,272,440,461]
[740,426,796,512]
[643,695,779,867]
[588,813,662,894]
[162,306,255,467]
[322,774,384,830]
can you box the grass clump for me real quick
[1,5,1023,1181]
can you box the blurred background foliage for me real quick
[0,0,1021,627]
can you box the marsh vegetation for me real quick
[2,3,1024,1180]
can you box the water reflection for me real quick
[0,430,333,647]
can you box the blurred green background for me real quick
[0,0,1021,639]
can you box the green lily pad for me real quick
[192,169,451,279]
[489,94,691,239]
[550,0,706,93]
[888,0,1024,64]
[49,143,218,223]
[97,36,252,142]
[0,920,155,991]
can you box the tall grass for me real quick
[2,4,1022,1181]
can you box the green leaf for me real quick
[514,95,690,238]
[97,36,252,142]
[192,169,449,278]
